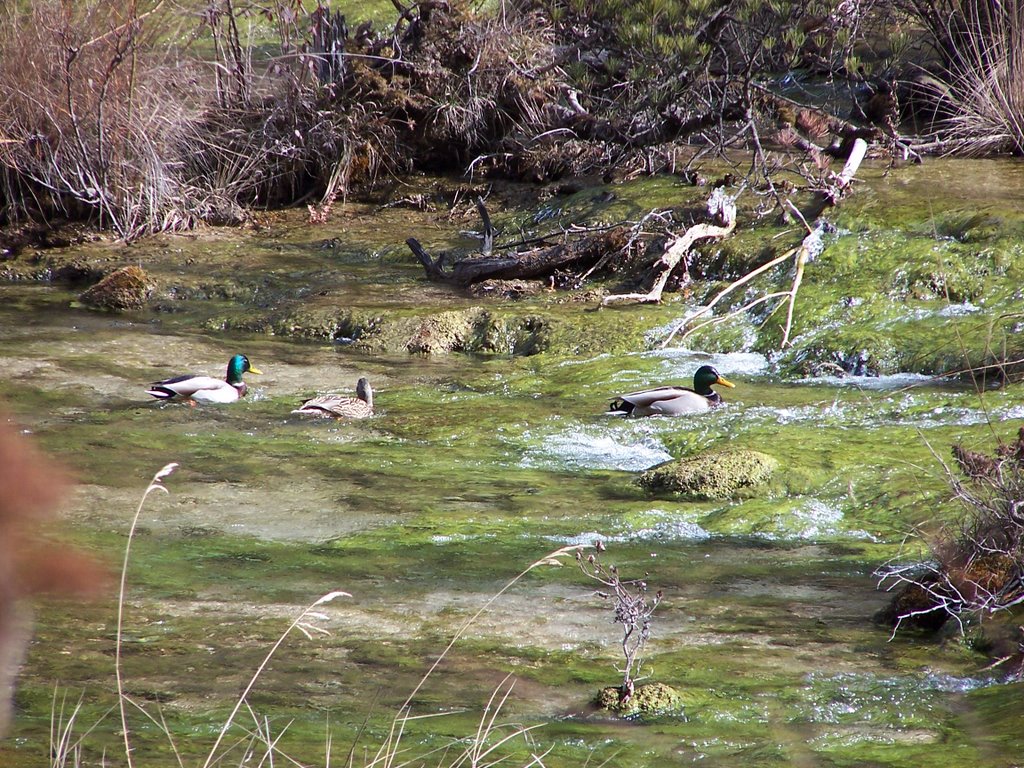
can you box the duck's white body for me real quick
[146,355,261,404]
[610,386,718,416]
[147,376,245,403]
[608,365,735,418]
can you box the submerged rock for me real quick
[638,448,778,500]
[594,682,682,717]
[467,279,544,300]
[79,265,155,310]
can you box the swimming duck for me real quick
[608,365,735,417]
[292,377,373,419]
[146,354,262,403]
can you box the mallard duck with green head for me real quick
[609,365,735,417]
[146,354,262,404]
[293,377,374,419]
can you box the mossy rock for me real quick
[79,265,155,310]
[211,298,668,357]
[594,682,683,718]
[467,279,544,300]
[265,307,380,341]
[638,448,778,500]
[403,307,491,353]
[874,579,950,632]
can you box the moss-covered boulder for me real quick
[638,448,778,500]
[349,307,550,355]
[595,682,682,717]
[79,265,155,310]
[210,290,677,357]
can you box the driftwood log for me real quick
[660,138,869,348]
[408,226,628,287]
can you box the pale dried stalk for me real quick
[663,139,866,348]
[116,462,178,768]
[660,245,798,347]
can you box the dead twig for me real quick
[601,187,737,306]
[662,138,867,348]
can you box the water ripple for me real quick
[520,426,672,471]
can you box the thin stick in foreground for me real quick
[115,462,178,768]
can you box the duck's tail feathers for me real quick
[606,398,633,416]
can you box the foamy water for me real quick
[521,427,673,471]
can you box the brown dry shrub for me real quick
[384,5,563,168]
[878,428,1024,653]
[0,1,204,237]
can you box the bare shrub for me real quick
[0,0,204,238]
[576,543,663,698]
[0,0,407,236]
[877,428,1024,671]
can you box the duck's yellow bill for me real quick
[716,375,735,388]
[249,366,264,375]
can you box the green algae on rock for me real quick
[594,681,683,718]
[79,265,156,310]
[638,448,778,500]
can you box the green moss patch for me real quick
[638,449,779,500]
[594,682,683,718]
[79,265,156,310]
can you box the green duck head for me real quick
[693,365,735,395]
[226,354,262,385]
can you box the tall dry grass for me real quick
[904,0,1024,154]
[0,0,403,238]
[46,462,584,767]
[0,1,205,238]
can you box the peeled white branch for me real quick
[602,188,737,307]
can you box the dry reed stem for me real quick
[602,189,737,307]
[662,138,865,349]
[115,461,178,768]
[367,545,584,768]
[660,244,798,347]
[201,589,351,768]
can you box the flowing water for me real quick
[2,168,1024,767]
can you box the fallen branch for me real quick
[666,221,826,348]
[660,244,799,347]
[476,197,494,257]
[601,188,737,306]
[803,136,869,219]
[662,139,867,348]
[408,228,629,287]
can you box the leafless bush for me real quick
[577,543,663,697]
[378,3,563,170]
[0,0,407,236]
[0,0,205,238]
[877,428,1024,645]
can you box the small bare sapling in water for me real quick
[578,543,679,715]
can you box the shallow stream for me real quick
[2,166,1024,767]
